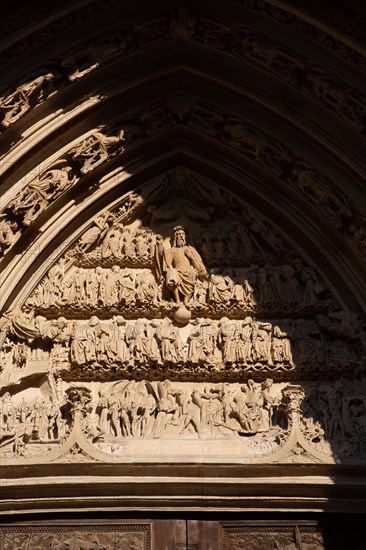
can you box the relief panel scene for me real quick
[1,169,365,465]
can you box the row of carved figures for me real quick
[2,314,357,372]
[1,378,365,457]
[67,316,357,368]
[27,262,331,312]
[0,379,286,446]
[0,393,67,444]
[78,223,156,261]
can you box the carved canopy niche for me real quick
[1,0,366,519]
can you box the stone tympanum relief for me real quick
[1,376,366,463]
[1,169,365,465]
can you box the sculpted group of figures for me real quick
[92,378,285,440]
[85,224,156,264]
[23,222,335,317]
[0,392,68,455]
[302,376,366,458]
[64,316,314,370]
[2,376,366,459]
[0,309,359,378]
[0,379,286,452]
[66,315,359,372]
[28,260,331,316]
[29,267,159,309]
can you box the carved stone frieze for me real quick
[2,372,366,464]
[0,525,150,550]
[0,376,290,461]
[223,524,364,550]
[2,312,360,382]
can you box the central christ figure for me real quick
[155,225,208,307]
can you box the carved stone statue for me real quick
[155,318,184,363]
[70,130,124,174]
[77,213,112,252]
[70,316,101,366]
[10,166,77,227]
[155,225,208,322]
[0,216,18,256]
[0,71,57,127]
[188,318,220,366]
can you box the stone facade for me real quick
[1,0,366,544]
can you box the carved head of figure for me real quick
[262,378,273,390]
[173,225,187,247]
[89,316,99,326]
[247,379,256,390]
[219,317,230,325]
[114,315,125,325]
[56,317,67,330]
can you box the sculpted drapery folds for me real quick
[155,225,208,308]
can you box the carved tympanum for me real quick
[1,169,365,466]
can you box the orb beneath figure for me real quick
[174,304,191,324]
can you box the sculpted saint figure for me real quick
[155,318,185,363]
[188,318,220,365]
[70,316,100,365]
[219,317,237,363]
[155,226,208,307]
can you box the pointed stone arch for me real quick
[1,0,366,529]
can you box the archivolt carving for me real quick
[234,0,366,70]
[0,0,128,68]
[1,98,364,265]
[69,130,125,174]
[1,6,366,137]
[6,163,78,228]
